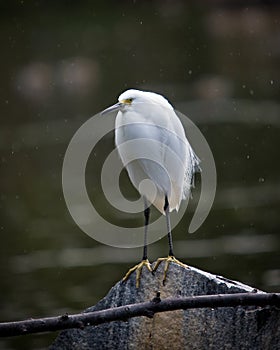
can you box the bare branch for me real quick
[0,292,279,338]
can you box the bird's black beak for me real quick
[101,102,122,115]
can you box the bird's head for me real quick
[101,89,173,115]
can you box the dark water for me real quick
[0,2,279,349]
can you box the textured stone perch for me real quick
[50,262,279,349]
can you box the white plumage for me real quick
[113,89,199,213]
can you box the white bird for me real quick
[102,89,200,286]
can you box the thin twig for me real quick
[0,293,279,337]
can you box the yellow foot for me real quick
[153,256,189,285]
[122,259,153,288]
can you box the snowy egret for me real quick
[102,89,200,286]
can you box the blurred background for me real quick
[0,0,280,348]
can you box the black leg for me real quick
[122,197,153,287]
[153,196,188,284]
[164,195,174,257]
[142,197,150,261]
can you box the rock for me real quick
[50,261,279,350]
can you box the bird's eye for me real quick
[123,98,133,104]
